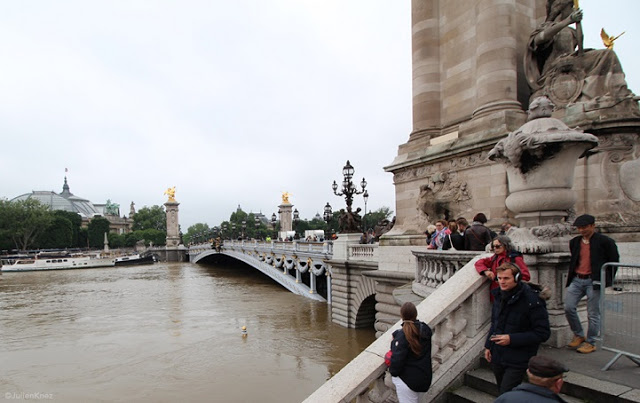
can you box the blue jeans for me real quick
[564,277,601,344]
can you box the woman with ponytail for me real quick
[389,302,433,402]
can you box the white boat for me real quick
[1,253,116,272]
[114,254,156,266]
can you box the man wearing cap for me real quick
[494,355,569,402]
[565,214,620,354]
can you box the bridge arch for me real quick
[190,249,325,302]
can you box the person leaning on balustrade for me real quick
[475,235,531,300]
[388,302,433,403]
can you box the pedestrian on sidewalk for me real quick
[565,214,620,354]
[388,302,433,403]
[494,355,569,402]
[485,262,550,395]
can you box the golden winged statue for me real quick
[164,186,176,202]
[601,28,625,50]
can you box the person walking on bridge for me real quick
[565,214,620,354]
[388,302,433,403]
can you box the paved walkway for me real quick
[538,344,640,390]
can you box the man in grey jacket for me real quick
[495,356,569,402]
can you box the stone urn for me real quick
[488,97,598,228]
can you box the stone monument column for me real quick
[410,0,441,143]
[165,201,180,247]
[279,204,292,233]
[163,186,183,261]
[459,0,529,136]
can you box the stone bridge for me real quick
[187,237,426,331]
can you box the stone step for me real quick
[447,385,495,403]
[561,372,640,403]
[463,367,498,397]
[450,364,638,403]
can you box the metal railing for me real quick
[599,262,640,371]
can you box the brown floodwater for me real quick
[0,262,375,402]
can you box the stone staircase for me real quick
[448,359,640,403]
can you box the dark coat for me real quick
[475,251,531,296]
[486,283,550,369]
[443,232,465,250]
[566,232,620,290]
[464,223,492,251]
[389,320,433,393]
[494,383,568,402]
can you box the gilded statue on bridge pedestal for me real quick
[164,186,176,202]
[281,191,291,205]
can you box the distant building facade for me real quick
[11,177,133,234]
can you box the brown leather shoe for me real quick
[577,342,596,354]
[568,335,585,349]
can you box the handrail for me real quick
[304,256,490,402]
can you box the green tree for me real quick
[37,210,83,249]
[108,233,126,249]
[138,229,166,246]
[133,205,167,231]
[37,215,73,249]
[0,199,53,250]
[88,216,111,249]
[364,206,394,231]
[184,223,211,244]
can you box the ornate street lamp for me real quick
[323,202,333,239]
[232,223,237,239]
[332,160,367,232]
[293,208,300,239]
[241,220,246,240]
[332,160,366,213]
[271,213,277,239]
[363,190,369,231]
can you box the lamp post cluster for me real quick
[332,160,367,214]
[331,160,369,233]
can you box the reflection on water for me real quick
[0,262,375,402]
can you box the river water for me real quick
[0,262,375,402]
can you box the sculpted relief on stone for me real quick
[416,171,472,224]
[524,0,639,115]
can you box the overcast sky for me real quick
[1,1,638,230]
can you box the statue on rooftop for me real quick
[524,0,638,112]
[104,199,120,216]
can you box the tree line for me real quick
[182,206,393,244]
[0,199,168,252]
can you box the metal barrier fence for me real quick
[600,262,640,371]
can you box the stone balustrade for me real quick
[304,257,491,403]
[349,244,378,261]
[412,250,483,297]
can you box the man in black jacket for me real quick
[565,214,620,354]
[485,263,551,395]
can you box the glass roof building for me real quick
[11,177,101,219]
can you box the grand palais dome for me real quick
[11,177,101,219]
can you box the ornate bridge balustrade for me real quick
[304,254,490,403]
[189,240,332,302]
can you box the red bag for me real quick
[384,349,393,367]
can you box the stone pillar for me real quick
[459,0,527,136]
[410,0,441,142]
[279,203,292,232]
[165,201,180,248]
